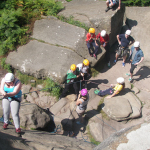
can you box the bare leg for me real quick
[123,55,126,63]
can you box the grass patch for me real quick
[90,68,99,77]
[131,83,134,89]
[1,58,13,73]
[87,125,100,145]
[57,15,89,31]
[66,0,72,2]
[97,97,110,120]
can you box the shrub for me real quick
[1,58,12,73]
[122,0,150,6]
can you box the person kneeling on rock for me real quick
[94,77,125,98]
[76,89,89,124]
[59,64,81,100]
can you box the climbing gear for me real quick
[89,28,95,34]
[134,41,140,47]
[16,128,21,134]
[105,7,110,12]
[94,89,100,95]
[122,62,125,67]
[70,64,76,71]
[117,77,124,84]
[5,73,14,82]
[3,123,8,129]
[125,30,131,35]
[81,89,88,96]
[83,59,89,66]
[101,30,106,37]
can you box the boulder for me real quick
[20,103,50,129]
[58,0,125,46]
[6,40,83,83]
[102,96,132,121]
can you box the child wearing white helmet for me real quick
[94,77,125,98]
[96,30,111,67]
[126,41,144,82]
[0,73,22,134]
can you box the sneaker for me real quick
[90,54,93,57]
[129,78,132,82]
[93,54,97,59]
[122,62,125,67]
[114,60,117,64]
[126,73,131,76]
[3,123,8,130]
[94,89,100,95]
[105,7,110,12]
[16,128,21,134]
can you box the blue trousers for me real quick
[98,88,114,96]
[87,41,99,55]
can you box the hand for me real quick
[134,63,138,66]
[119,41,121,45]
[117,6,121,10]
[2,91,7,96]
[106,95,112,98]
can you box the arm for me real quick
[4,81,22,98]
[0,78,6,95]
[106,90,119,98]
[128,40,135,47]
[134,57,144,65]
[117,35,121,45]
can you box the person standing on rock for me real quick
[76,89,89,124]
[94,77,125,98]
[77,59,90,88]
[86,28,99,59]
[59,64,81,100]
[96,30,111,67]
[105,0,121,12]
[126,41,144,82]
[114,30,135,67]
[0,73,22,134]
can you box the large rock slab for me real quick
[6,40,83,83]
[58,0,125,46]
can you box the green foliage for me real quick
[90,68,99,77]
[66,0,72,2]
[1,58,12,72]
[43,78,62,99]
[122,0,150,6]
[16,71,43,86]
[57,15,89,31]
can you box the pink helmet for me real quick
[81,89,88,96]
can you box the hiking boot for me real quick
[105,7,110,12]
[94,89,100,95]
[3,123,8,130]
[16,128,21,134]
[122,62,125,67]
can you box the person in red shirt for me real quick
[96,30,110,67]
[86,28,99,59]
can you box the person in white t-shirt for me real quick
[77,59,90,88]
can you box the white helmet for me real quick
[134,41,140,47]
[117,77,124,84]
[5,73,14,82]
[101,30,106,37]
[125,30,131,35]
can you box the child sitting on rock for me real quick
[94,77,125,98]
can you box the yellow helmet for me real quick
[70,64,76,71]
[89,28,95,34]
[83,59,89,66]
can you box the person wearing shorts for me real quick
[114,30,135,67]
[126,41,144,82]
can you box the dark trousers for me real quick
[130,64,137,74]
[78,74,88,89]
[60,82,79,98]
[104,43,110,63]
[87,41,99,55]
[98,88,114,96]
